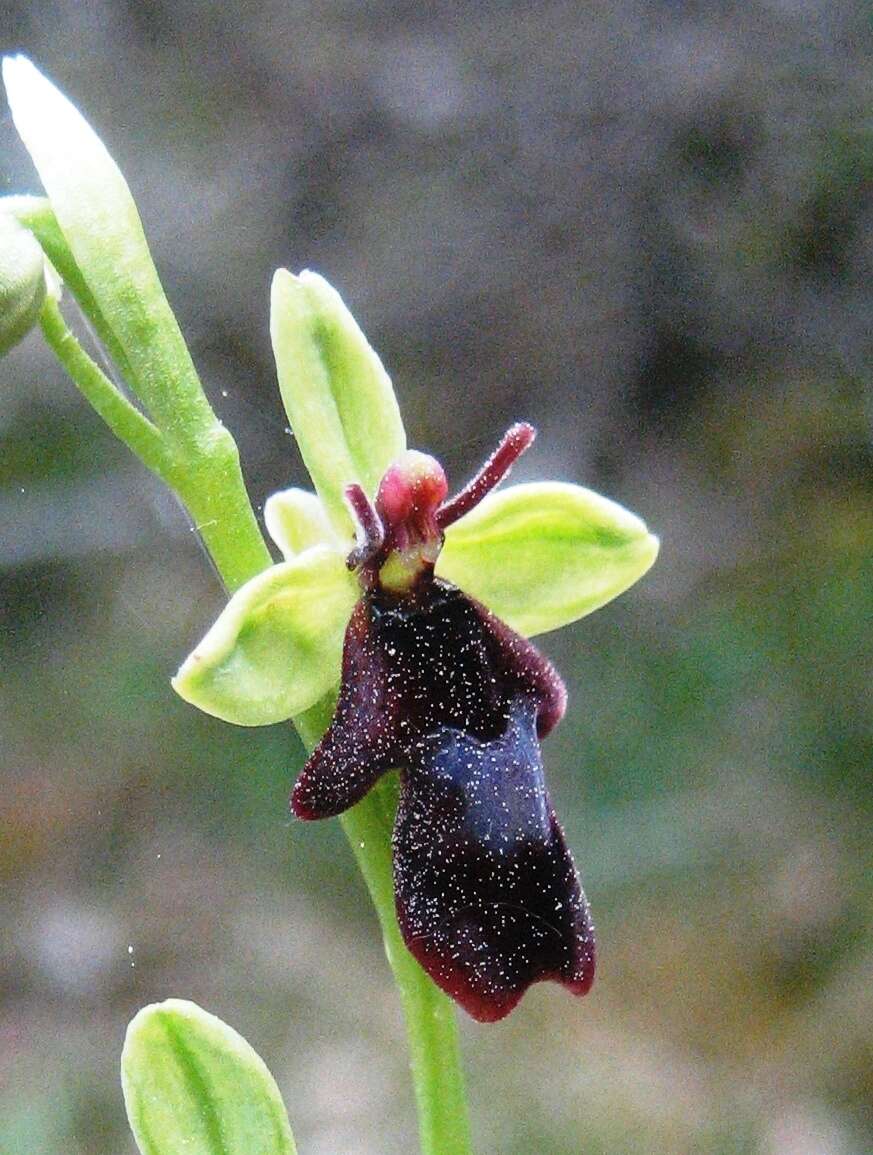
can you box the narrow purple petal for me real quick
[291,600,396,819]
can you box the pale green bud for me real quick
[122,999,297,1155]
[0,212,46,354]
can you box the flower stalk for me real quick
[298,706,472,1154]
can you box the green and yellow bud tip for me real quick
[0,212,47,355]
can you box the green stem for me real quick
[173,438,274,595]
[345,795,473,1155]
[298,704,473,1155]
[39,303,473,1155]
[39,295,172,482]
[39,294,272,593]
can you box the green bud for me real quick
[264,486,338,559]
[121,999,297,1155]
[0,212,46,354]
[270,269,406,536]
[172,544,356,725]
[438,481,659,637]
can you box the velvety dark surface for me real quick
[295,579,594,1020]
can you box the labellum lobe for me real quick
[291,426,596,1021]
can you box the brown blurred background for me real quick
[2,3,872,1153]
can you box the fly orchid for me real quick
[293,425,595,1020]
[1,54,659,1153]
[173,270,659,1021]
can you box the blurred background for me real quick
[1,3,871,1153]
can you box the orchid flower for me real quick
[173,270,659,1020]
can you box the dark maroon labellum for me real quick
[291,425,596,1021]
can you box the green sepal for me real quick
[264,486,338,559]
[270,268,406,535]
[172,544,357,725]
[2,55,215,441]
[121,999,297,1155]
[0,210,47,354]
[438,481,659,636]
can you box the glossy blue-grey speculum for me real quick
[291,425,595,1021]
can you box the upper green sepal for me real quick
[121,998,297,1155]
[0,210,47,354]
[438,481,659,637]
[172,544,356,725]
[270,268,406,535]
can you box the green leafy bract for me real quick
[122,999,297,1155]
[2,55,214,441]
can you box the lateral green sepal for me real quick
[172,544,357,725]
[438,481,659,636]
